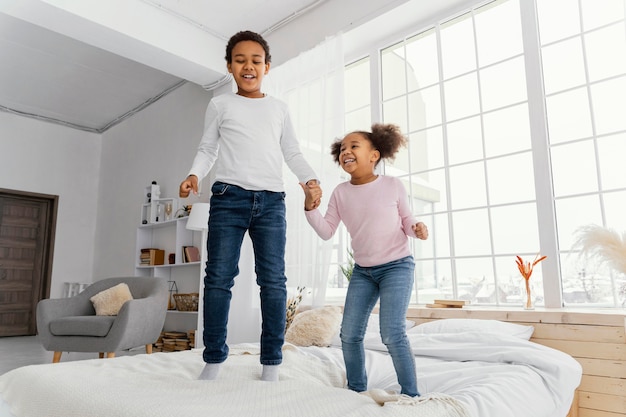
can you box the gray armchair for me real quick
[37,276,168,363]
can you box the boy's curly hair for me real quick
[225,30,272,64]
[330,123,407,166]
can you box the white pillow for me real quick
[90,283,133,316]
[408,318,534,340]
[285,306,342,347]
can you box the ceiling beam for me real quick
[0,0,228,86]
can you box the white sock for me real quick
[261,364,279,382]
[198,363,220,381]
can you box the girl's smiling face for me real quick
[227,40,270,98]
[339,133,380,184]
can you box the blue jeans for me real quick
[341,256,418,396]
[202,182,287,366]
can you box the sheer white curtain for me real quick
[265,34,345,307]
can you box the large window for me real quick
[321,57,372,303]
[537,0,626,306]
[335,0,626,308]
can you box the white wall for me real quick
[0,111,101,298]
[0,82,211,298]
[93,82,211,279]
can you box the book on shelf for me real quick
[426,299,469,308]
[139,248,165,266]
[183,246,200,263]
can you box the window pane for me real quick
[491,203,540,254]
[413,213,449,259]
[581,0,625,31]
[382,96,408,133]
[411,187,434,218]
[598,133,626,191]
[408,86,442,131]
[551,140,598,197]
[449,162,487,209]
[405,29,439,89]
[554,195,602,249]
[536,0,581,45]
[444,72,480,121]
[415,259,453,303]
[447,116,483,164]
[604,191,626,229]
[423,168,448,212]
[475,0,523,66]
[345,107,370,133]
[388,142,410,174]
[345,58,370,112]
[590,77,626,135]
[402,172,442,209]
[382,42,406,100]
[440,13,476,79]
[455,257,495,303]
[452,209,491,256]
[561,253,616,306]
[585,24,626,82]
[545,88,593,143]
[483,103,531,157]
[541,38,586,95]
[480,56,527,111]
[432,212,451,257]
[487,152,535,204]
[410,127,444,170]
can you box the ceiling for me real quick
[0,0,475,133]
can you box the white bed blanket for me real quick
[0,343,470,417]
[360,331,582,417]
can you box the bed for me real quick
[407,307,626,417]
[0,307,585,417]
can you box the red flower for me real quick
[515,254,547,281]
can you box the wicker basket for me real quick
[173,293,199,311]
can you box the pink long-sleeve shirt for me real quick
[305,175,418,267]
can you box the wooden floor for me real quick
[0,335,143,376]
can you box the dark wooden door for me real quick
[0,189,57,336]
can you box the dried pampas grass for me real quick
[572,224,626,275]
[285,286,306,333]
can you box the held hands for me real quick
[299,180,322,211]
[179,175,198,198]
[412,222,429,240]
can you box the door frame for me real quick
[0,188,58,331]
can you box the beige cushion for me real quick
[285,306,342,347]
[90,283,133,316]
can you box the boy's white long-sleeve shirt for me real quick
[188,92,317,192]
[305,175,418,267]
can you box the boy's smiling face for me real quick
[227,40,270,98]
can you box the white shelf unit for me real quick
[141,197,178,224]
[135,216,203,333]
[134,204,260,348]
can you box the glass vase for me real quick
[523,279,534,310]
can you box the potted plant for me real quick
[340,249,354,282]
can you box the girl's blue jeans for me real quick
[341,256,419,396]
[202,182,287,366]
